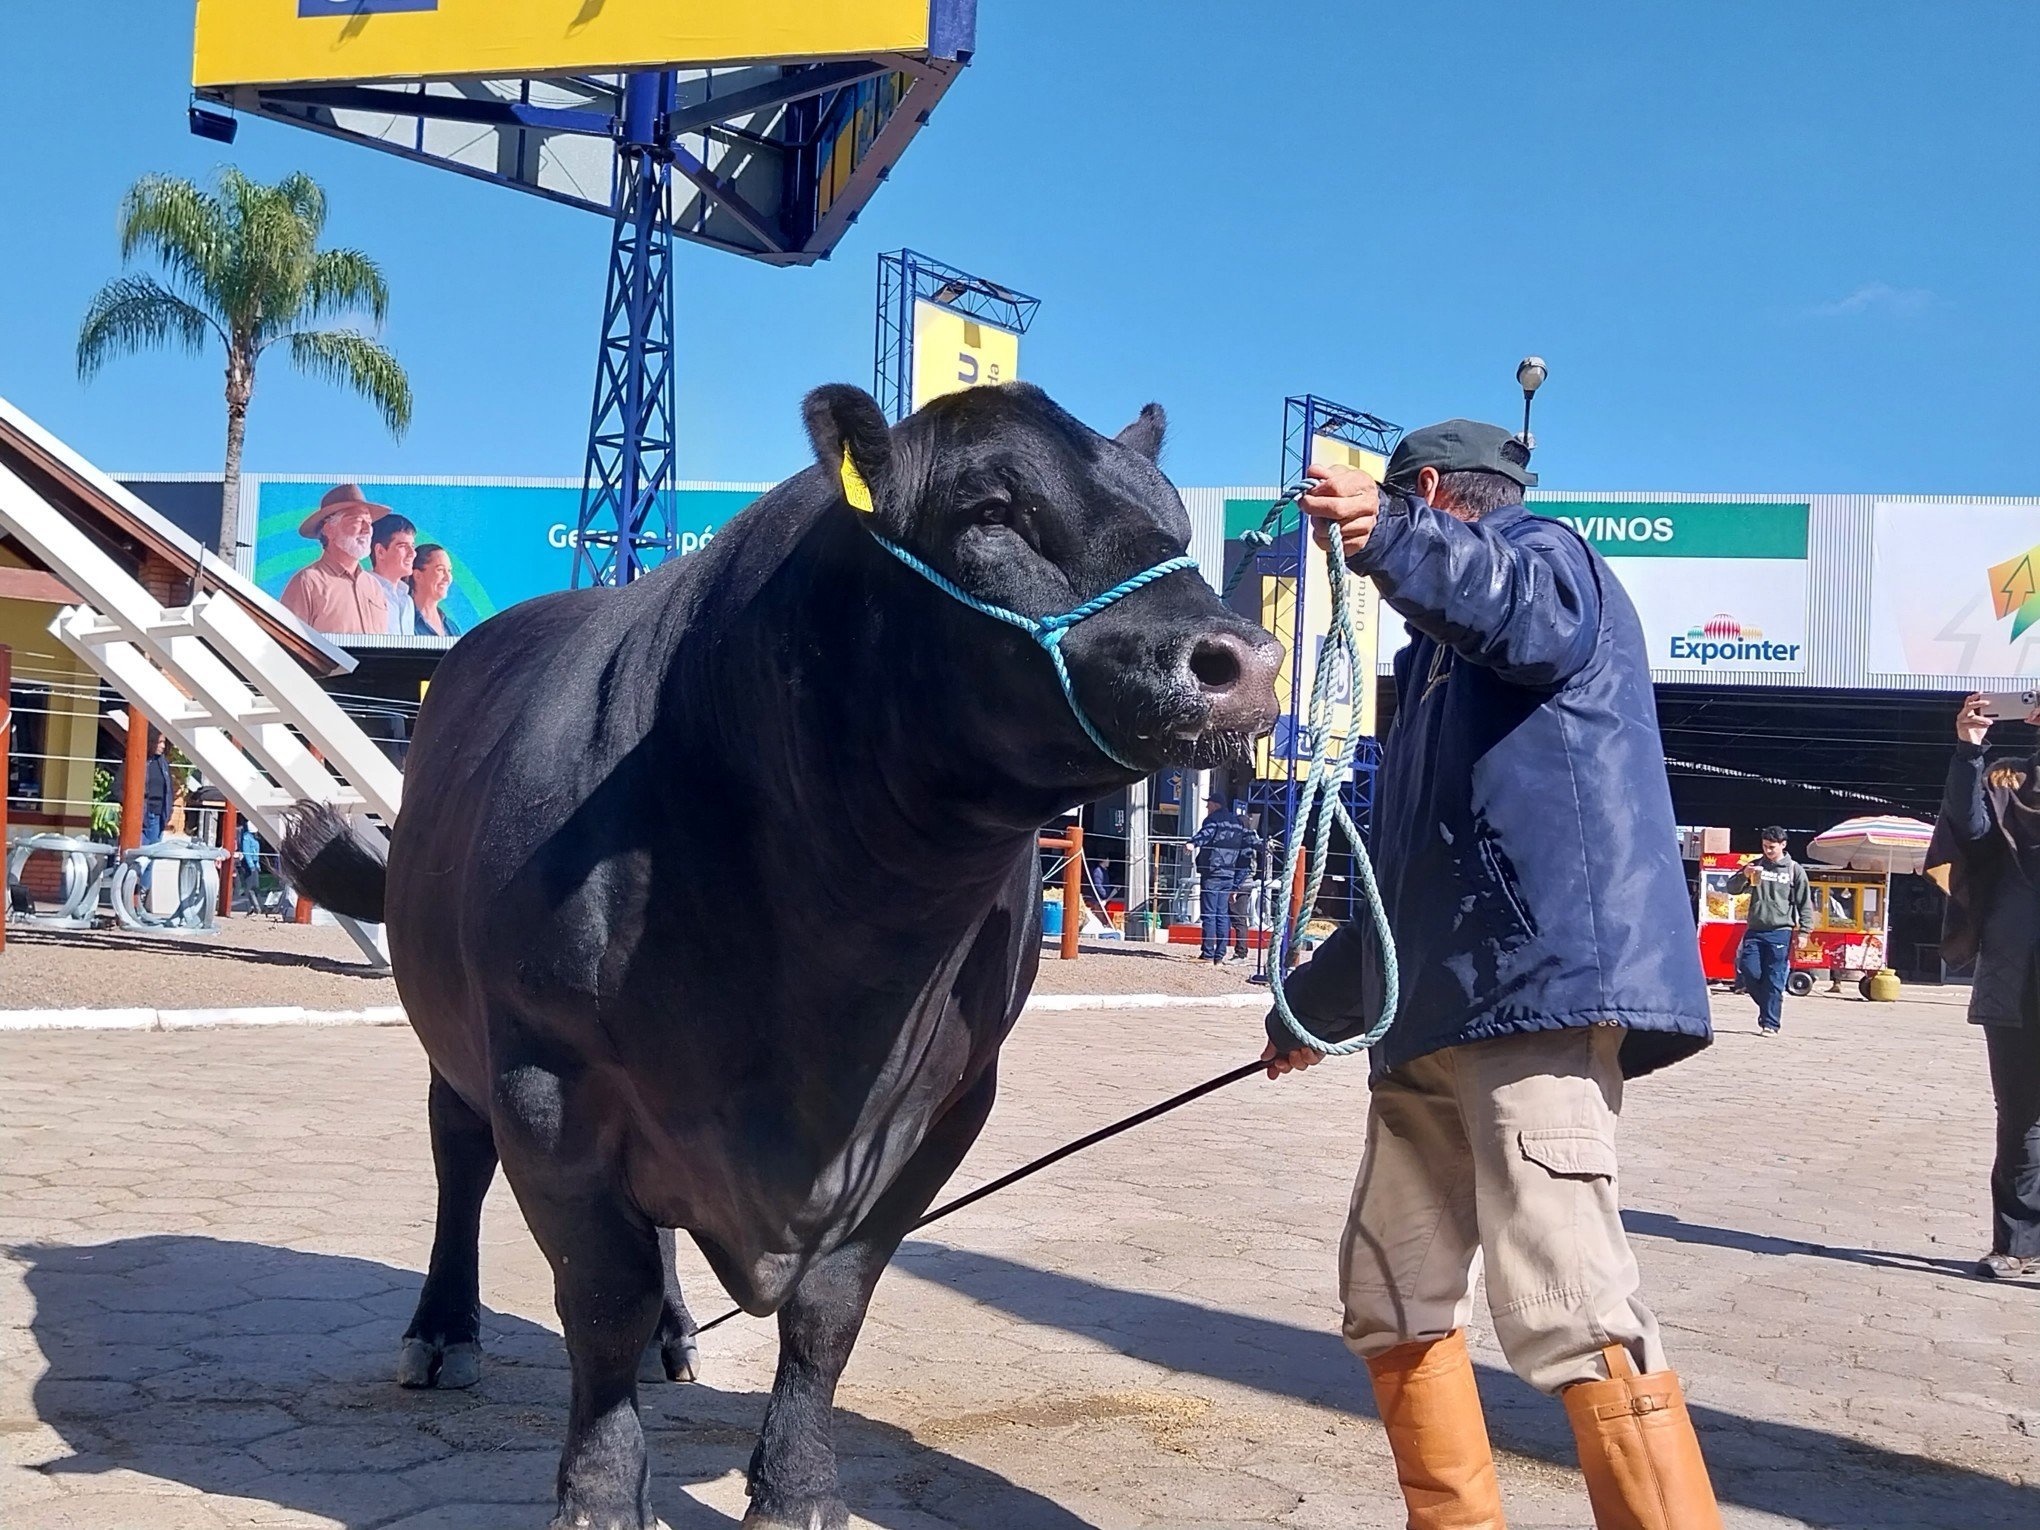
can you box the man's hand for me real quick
[1299,464,1380,556]
[1261,1039,1325,1079]
[1957,692,1995,747]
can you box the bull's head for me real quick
[804,383,1282,783]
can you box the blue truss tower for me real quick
[573,74,681,589]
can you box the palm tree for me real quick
[78,168,412,563]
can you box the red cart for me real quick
[1695,852,1890,998]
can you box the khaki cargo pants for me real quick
[1339,1025,1667,1394]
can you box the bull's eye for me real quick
[978,500,1014,528]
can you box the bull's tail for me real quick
[279,801,389,923]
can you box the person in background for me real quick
[1725,827,1814,1035]
[369,513,419,636]
[408,543,463,638]
[141,730,173,846]
[279,484,390,635]
[1236,806,1270,960]
[1188,794,1260,964]
[1927,693,2040,1280]
[1261,422,1722,1530]
[238,820,262,887]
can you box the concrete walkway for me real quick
[2,985,2034,1527]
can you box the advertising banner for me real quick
[1367,499,1810,675]
[1868,500,2040,679]
[910,300,1020,410]
[195,0,943,88]
[250,479,756,642]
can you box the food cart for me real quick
[1694,816,1930,997]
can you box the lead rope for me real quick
[682,489,1400,1340]
[1263,513,1401,1056]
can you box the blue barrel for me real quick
[1041,896,1064,937]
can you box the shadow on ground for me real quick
[9,927,383,983]
[898,1241,2040,1530]
[1623,1208,1986,1279]
[13,1236,1088,1530]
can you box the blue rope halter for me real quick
[865,532,1199,771]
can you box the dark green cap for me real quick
[1384,418,1537,491]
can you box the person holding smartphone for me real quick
[1724,828,1814,1035]
[1926,693,2040,1279]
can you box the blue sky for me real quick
[1,3,2034,494]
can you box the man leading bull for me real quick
[1260,420,1723,1529]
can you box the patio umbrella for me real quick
[1806,814,1934,876]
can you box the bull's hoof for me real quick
[397,1335,482,1389]
[647,1331,701,1384]
[740,1497,849,1530]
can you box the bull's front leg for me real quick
[495,1059,666,1530]
[743,1068,998,1530]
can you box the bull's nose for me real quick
[1184,630,1283,729]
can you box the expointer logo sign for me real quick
[1668,613,1803,667]
[1541,500,1811,674]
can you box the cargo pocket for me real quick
[1517,1127,1618,1181]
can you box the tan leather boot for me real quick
[1366,1330,1507,1529]
[1561,1345,1723,1530]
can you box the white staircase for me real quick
[0,420,398,970]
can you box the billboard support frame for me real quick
[874,249,1040,423]
[572,73,680,588]
[1247,394,1399,955]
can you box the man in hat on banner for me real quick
[279,484,391,636]
[1260,421,1722,1529]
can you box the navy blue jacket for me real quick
[1190,808,1262,879]
[1271,495,1713,1080]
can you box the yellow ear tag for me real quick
[839,446,875,514]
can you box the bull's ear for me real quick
[803,385,893,517]
[1115,403,1167,462]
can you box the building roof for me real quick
[0,395,353,678]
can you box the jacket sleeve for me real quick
[1939,741,1992,844]
[1354,494,1601,688]
[1793,865,1816,932]
[1262,918,1380,1053]
[1723,867,1752,895]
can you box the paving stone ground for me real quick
[0,919,1256,1012]
[2,981,2035,1528]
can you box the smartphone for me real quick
[1979,688,2040,721]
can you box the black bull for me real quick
[283,382,1281,1529]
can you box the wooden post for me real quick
[1062,823,1084,962]
[0,644,10,955]
[218,798,238,918]
[119,706,148,852]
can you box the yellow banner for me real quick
[910,300,1019,410]
[195,0,935,88]
[1254,436,1382,776]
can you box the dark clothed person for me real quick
[1188,802,1259,962]
[1928,695,2040,1275]
[142,745,173,846]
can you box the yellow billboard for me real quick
[1255,436,1383,777]
[195,0,941,89]
[910,300,1019,410]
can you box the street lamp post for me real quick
[1516,355,1548,449]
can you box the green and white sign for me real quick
[1352,499,1811,673]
